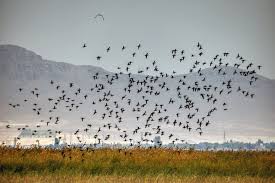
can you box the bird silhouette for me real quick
[94,13,104,21]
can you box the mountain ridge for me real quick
[0,44,273,82]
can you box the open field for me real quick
[0,147,274,182]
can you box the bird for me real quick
[94,13,104,21]
[96,56,101,60]
[107,47,111,52]
[145,53,149,59]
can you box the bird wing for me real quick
[94,14,104,21]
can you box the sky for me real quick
[0,0,275,78]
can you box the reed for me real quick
[0,147,274,180]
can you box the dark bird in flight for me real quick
[107,47,110,52]
[145,53,149,59]
[94,13,104,21]
[96,56,101,60]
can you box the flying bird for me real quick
[94,13,104,21]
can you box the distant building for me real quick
[17,129,56,147]
[255,139,266,151]
[54,137,60,147]
[153,136,162,147]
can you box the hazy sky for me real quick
[0,0,274,78]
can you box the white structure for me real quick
[17,129,56,147]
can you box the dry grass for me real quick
[0,147,274,182]
[0,175,274,183]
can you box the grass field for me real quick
[0,147,274,182]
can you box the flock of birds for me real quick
[5,42,262,148]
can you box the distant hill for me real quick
[0,45,274,143]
